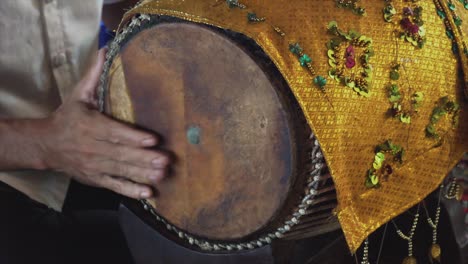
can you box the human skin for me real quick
[0,49,170,199]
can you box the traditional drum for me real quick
[100,15,340,251]
[99,0,468,261]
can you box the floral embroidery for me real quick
[366,140,405,188]
[383,1,426,48]
[335,0,366,16]
[327,21,373,97]
[425,96,460,139]
[227,3,328,90]
[386,63,424,124]
[400,6,426,48]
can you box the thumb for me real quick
[71,48,107,106]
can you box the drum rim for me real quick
[98,14,337,252]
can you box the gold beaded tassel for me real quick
[392,204,420,264]
[424,186,443,263]
[360,238,370,264]
[445,177,462,200]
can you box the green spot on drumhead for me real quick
[187,126,201,145]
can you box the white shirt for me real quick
[0,0,118,211]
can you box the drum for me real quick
[99,15,340,252]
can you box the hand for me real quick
[38,49,169,199]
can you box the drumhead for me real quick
[103,16,323,244]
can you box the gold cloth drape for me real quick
[120,0,468,253]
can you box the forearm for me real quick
[0,119,48,171]
[0,49,168,199]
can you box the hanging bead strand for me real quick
[445,176,462,200]
[392,204,420,264]
[360,238,370,264]
[423,185,443,263]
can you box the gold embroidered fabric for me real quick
[120,0,468,253]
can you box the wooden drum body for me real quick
[101,15,339,252]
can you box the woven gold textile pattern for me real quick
[120,0,468,253]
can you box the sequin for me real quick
[289,43,303,55]
[299,54,312,66]
[437,10,446,18]
[390,69,400,80]
[448,2,456,11]
[412,92,424,108]
[399,114,411,124]
[383,3,397,22]
[345,57,356,68]
[314,76,327,89]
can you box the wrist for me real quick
[27,117,55,170]
[1,118,51,170]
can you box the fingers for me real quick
[112,145,170,169]
[97,159,166,186]
[101,174,153,199]
[98,142,169,184]
[72,109,170,186]
[82,139,169,186]
[94,114,159,147]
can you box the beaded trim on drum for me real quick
[98,14,329,252]
[98,14,152,112]
[139,134,326,251]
